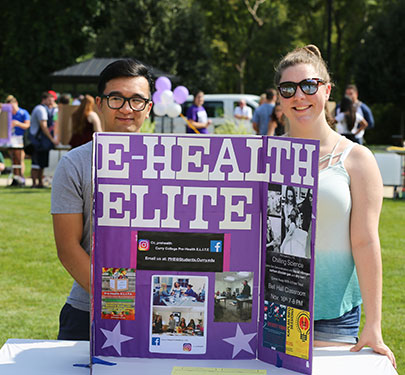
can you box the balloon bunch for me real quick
[152,76,189,118]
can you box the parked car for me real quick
[153,94,260,134]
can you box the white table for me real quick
[0,339,397,375]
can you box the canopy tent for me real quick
[50,57,177,85]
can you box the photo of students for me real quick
[214,272,253,323]
[152,276,206,306]
[151,307,205,336]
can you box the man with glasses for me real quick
[51,59,153,340]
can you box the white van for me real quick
[154,94,260,134]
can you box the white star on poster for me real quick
[222,324,257,358]
[100,321,134,356]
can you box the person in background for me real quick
[342,84,374,145]
[252,88,277,135]
[274,44,395,368]
[187,318,196,332]
[58,94,71,105]
[47,90,59,143]
[167,314,176,333]
[186,90,212,134]
[233,98,252,131]
[183,284,198,298]
[335,96,368,143]
[178,317,187,332]
[30,92,59,188]
[0,151,6,174]
[239,280,251,298]
[72,94,84,106]
[5,95,30,186]
[258,93,266,105]
[267,102,286,136]
[69,95,102,149]
[52,59,153,341]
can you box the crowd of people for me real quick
[0,91,100,187]
[152,314,203,335]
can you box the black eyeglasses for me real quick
[277,78,326,99]
[101,94,151,111]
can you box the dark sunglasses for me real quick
[277,78,326,99]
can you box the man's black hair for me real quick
[97,59,154,97]
[41,91,52,101]
[265,88,276,100]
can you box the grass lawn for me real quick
[0,187,403,370]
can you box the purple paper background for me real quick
[91,133,319,374]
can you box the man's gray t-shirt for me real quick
[30,104,48,136]
[51,141,93,311]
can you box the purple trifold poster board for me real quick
[91,133,319,375]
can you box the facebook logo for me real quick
[152,337,160,346]
[210,240,223,253]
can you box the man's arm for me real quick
[361,103,375,128]
[39,119,58,144]
[53,213,90,293]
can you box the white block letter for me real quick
[97,136,130,178]
[219,187,252,230]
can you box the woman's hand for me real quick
[351,323,396,369]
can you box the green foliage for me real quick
[354,0,405,106]
[0,0,401,144]
[365,103,402,145]
[139,118,156,133]
[93,0,215,93]
[213,120,251,134]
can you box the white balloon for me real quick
[153,102,167,116]
[166,102,182,118]
[160,89,174,105]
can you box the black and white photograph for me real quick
[267,184,313,259]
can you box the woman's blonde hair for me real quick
[71,94,95,134]
[274,44,331,85]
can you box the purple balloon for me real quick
[155,76,172,92]
[173,86,189,104]
[152,91,162,104]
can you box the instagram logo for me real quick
[138,239,150,251]
[183,343,192,352]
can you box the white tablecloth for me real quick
[0,339,397,375]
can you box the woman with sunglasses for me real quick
[274,45,395,368]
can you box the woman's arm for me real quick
[12,118,30,130]
[88,111,102,132]
[353,114,368,135]
[188,118,211,129]
[267,120,277,136]
[346,145,396,369]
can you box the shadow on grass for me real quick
[0,186,51,194]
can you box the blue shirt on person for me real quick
[12,108,30,136]
[252,103,275,135]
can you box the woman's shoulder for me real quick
[87,111,99,121]
[343,141,379,176]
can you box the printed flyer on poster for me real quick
[91,133,319,374]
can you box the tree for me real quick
[354,0,405,143]
[0,0,98,109]
[92,0,215,93]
